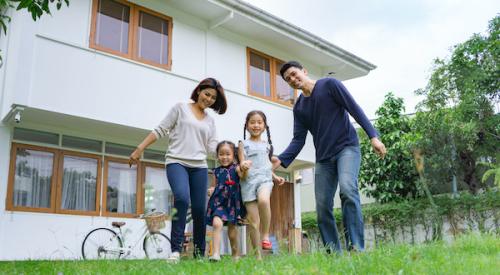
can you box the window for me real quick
[142,163,173,215]
[103,158,139,217]
[6,143,102,215]
[90,0,172,70]
[247,48,296,106]
[7,144,57,212]
[62,135,103,153]
[13,128,59,145]
[143,149,165,162]
[8,128,217,217]
[58,152,101,215]
[105,142,136,156]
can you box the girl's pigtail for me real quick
[266,125,274,160]
[243,122,247,141]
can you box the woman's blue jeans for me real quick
[166,163,208,257]
[314,145,364,252]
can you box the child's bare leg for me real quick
[211,216,223,257]
[245,201,262,260]
[257,187,272,241]
[227,224,240,259]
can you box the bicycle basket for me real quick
[143,212,167,233]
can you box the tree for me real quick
[413,15,499,193]
[359,92,419,203]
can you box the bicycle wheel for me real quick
[143,232,172,259]
[82,228,123,260]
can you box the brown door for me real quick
[268,182,294,244]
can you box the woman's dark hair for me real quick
[191,78,227,114]
[243,110,274,160]
[216,140,238,163]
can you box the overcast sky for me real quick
[245,0,499,119]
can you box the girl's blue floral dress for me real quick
[206,164,246,225]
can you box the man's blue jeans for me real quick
[166,163,208,257]
[314,145,364,252]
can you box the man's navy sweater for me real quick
[278,78,378,168]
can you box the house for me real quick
[0,0,375,260]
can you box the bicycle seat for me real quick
[112,222,126,228]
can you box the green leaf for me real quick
[16,0,31,10]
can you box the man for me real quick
[273,61,386,252]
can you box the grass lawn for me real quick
[1,233,498,275]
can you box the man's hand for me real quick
[370,137,387,159]
[271,156,281,170]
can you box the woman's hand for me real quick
[207,187,215,197]
[128,133,157,167]
[128,148,142,167]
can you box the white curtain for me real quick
[60,156,97,211]
[144,167,172,214]
[13,149,53,208]
[107,162,136,213]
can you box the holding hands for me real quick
[270,156,284,186]
[240,160,252,172]
[271,156,281,170]
[272,174,285,186]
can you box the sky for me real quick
[245,0,499,119]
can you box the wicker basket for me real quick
[143,212,167,233]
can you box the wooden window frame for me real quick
[102,156,142,218]
[246,47,297,107]
[6,141,169,218]
[6,143,59,213]
[6,143,103,216]
[55,151,102,216]
[90,0,173,70]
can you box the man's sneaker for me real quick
[166,252,180,263]
[209,254,221,262]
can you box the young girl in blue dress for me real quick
[206,140,248,261]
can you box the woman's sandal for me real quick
[261,239,272,250]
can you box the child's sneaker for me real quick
[209,254,221,262]
[261,239,272,250]
[166,252,180,263]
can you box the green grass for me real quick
[1,233,499,275]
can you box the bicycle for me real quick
[81,211,172,260]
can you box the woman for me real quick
[129,78,227,262]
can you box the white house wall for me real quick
[0,0,325,260]
[1,0,317,161]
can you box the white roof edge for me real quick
[212,0,377,71]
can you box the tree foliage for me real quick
[359,92,419,203]
[413,15,500,193]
